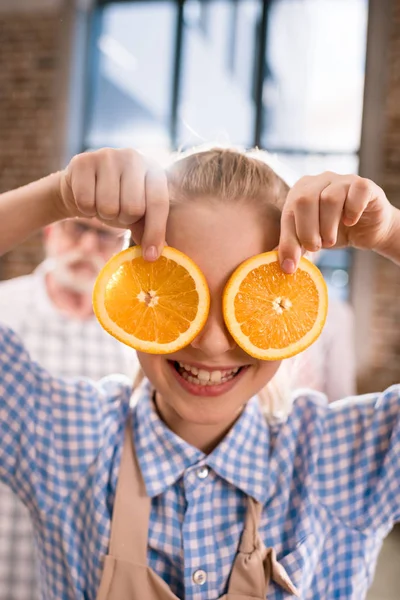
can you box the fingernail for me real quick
[282,259,295,274]
[144,246,158,261]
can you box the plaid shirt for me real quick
[0,267,137,600]
[0,324,399,600]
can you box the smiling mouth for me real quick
[170,360,246,386]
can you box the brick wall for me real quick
[0,2,66,279]
[359,0,400,392]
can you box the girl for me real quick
[0,147,399,600]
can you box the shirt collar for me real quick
[206,395,270,504]
[133,381,270,504]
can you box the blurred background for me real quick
[0,0,399,598]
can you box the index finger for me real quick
[141,166,169,261]
[278,174,332,272]
[278,179,309,273]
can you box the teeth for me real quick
[177,362,242,385]
[179,368,239,386]
[198,369,211,382]
[178,362,240,375]
[210,370,222,383]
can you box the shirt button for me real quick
[192,569,207,585]
[196,466,209,480]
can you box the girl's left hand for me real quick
[278,172,397,273]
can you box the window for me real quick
[86,1,177,151]
[87,0,368,161]
[177,0,260,148]
[262,0,368,175]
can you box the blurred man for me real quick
[0,218,138,600]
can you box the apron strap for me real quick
[237,497,263,554]
[227,497,299,598]
[107,415,151,565]
[227,497,268,597]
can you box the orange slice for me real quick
[223,251,328,360]
[93,246,210,354]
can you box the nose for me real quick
[190,307,237,358]
[78,230,101,253]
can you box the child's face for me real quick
[138,199,282,427]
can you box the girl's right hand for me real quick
[58,148,169,261]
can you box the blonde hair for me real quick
[166,145,290,209]
[133,145,294,418]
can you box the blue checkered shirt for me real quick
[0,324,399,599]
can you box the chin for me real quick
[176,396,250,426]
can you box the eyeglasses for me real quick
[60,220,130,250]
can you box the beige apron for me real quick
[97,420,299,600]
